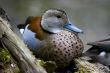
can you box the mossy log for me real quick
[74,57,110,73]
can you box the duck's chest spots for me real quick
[46,30,83,67]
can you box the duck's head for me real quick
[17,9,83,40]
[41,9,83,33]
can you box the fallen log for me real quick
[0,8,46,73]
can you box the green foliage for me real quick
[36,60,57,73]
[0,47,12,64]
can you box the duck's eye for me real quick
[56,15,61,18]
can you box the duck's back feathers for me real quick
[23,25,41,52]
[87,38,110,52]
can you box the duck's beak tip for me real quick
[80,30,84,34]
[64,22,83,34]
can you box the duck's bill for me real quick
[64,22,83,33]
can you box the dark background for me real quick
[0,0,110,51]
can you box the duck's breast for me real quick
[39,30,84,67]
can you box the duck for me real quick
[84,38,110,67]
[17,9,84,68]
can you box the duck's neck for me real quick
[27,17,51,40]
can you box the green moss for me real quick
[0,47,12,64]
[36,60,57,73]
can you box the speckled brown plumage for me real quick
[37,30,84,68]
